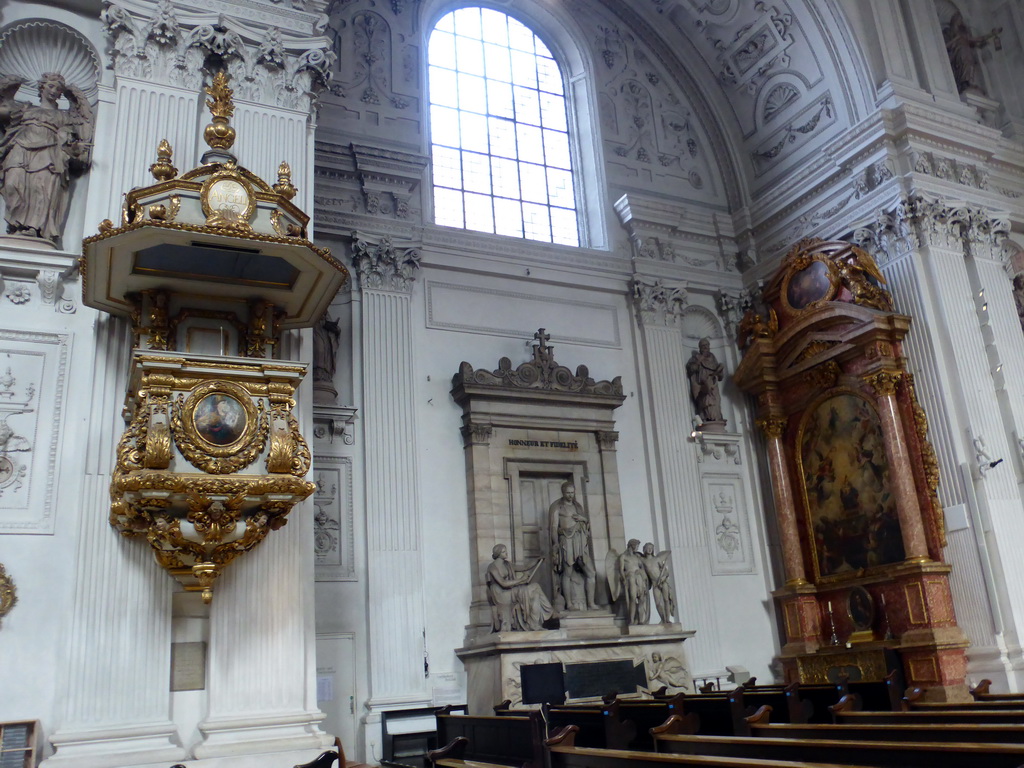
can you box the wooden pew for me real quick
[679,688,749,735]
[546,725,863,768]
[613,696,692,750]
[843,672,903,712]
[653,729,1024,767]
[832,692,1024,724]
[903,686,1024,711]
[546,700,634,749]
[747,709,1024,745]
[428,711,544,768]
[970,679,1024,703]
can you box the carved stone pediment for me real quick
[452,329,624,402]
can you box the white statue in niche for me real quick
[486,544,552,632]
[549,482,598,612]
[0,73,94,243]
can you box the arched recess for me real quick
[680,305,725,342]
[420,0,612,248]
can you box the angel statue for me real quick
[641,542,677,624]
[607,538,650,625]
[0,72,94,243]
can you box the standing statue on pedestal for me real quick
[486,544,552,632]
[943,11,1001,95]
[549,482,597,612]
[686,338,726,428]
[0,73,94,243]
[642,542,677,624]
[608,538,651,625]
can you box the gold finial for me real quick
[149,139,178,181]
[274,161,297,200]
[203,71,236,152]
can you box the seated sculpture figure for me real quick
[486,544,552,632]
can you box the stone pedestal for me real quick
[457,618,694,715]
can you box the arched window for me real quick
[427,7,579,246]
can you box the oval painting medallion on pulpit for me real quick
[194,393,246,446]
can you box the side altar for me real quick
[451,330,693,714]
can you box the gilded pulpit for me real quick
[80,73,348,602]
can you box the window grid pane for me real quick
[428,8,579,246]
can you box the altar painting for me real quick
[801,394,904,578]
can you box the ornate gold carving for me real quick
[757,416,787,439]
[98,218,113,233]
[171,380,268,473]
[837,246,893,311]
[201,169,255,232]
[0,562,17,627]
[904,373,944,546]
[270,208,286,237]
[807,360,841,390]
[145,289,171,351]
[143,417,172,469]
[149,138,178,182]
[266,412,293,474]
[797,341,837,362]
[738,307,778,348]
[274,161,297,200]
[147,194,181,223]
[795,648,888,684]
[866,370,902,397]
[203,71,236,152]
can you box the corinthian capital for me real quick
[632,277,687,327]
[351,234,421,292]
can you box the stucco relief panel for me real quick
[0,330,71,534]
[700,475,755,575]
[314,456,355,581]
[588,16,721,202]
[324,1,420,139]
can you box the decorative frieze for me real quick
[102,0,333,112]
[914,152,989,191]
[852,196,1010,264]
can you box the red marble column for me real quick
[867,371,930,562]
[758,416,808,586]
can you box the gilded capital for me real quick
[866,370,902,397]
[757,416,787,439]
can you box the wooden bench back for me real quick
[433,712,543,768]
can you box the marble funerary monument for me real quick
[452,329,693,713]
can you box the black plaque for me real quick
[564,659,647,700]
[521,662,566,705]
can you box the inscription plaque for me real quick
[564,659,647,700]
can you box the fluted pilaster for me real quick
[354,237,427,703]
[44,317,184,768]
[634,280,723,674]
